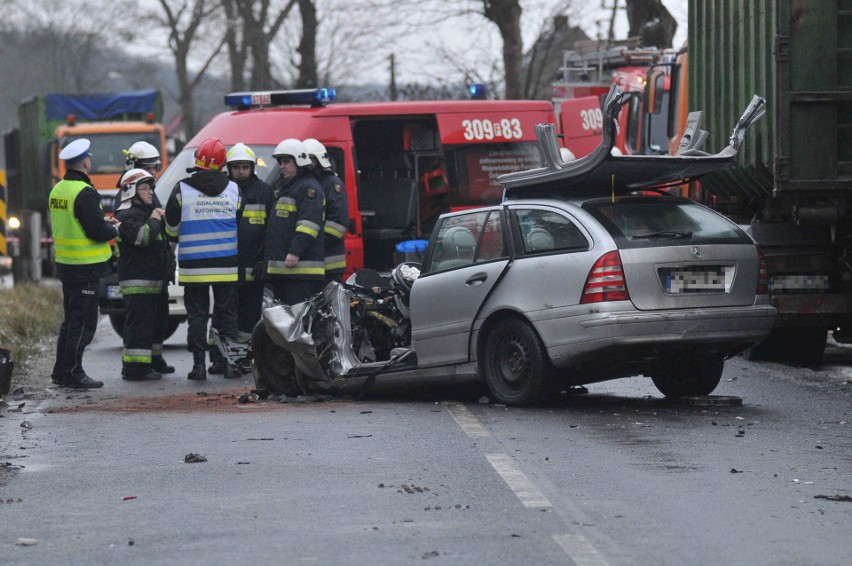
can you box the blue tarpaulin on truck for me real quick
[45,90,158,121]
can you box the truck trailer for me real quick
[651,0,851,365]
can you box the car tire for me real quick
[481,318,549,406]
[250,321,303,396]
[743,327,826,366]
[651,352,724,398]
[109,313,125,337]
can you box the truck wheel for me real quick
[109,313,125,337]
[480,318,549,406]
[251,321,302,396]
[743,328,826,366]
[651,352,724,398]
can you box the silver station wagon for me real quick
[250,87,776,406]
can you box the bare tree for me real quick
[156,0,227,137]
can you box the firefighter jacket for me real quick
[115,200,170,295]
[318,170,349,275]
[264,170,325,280]
[164,169,240,285]
[48,169,116,284]
[235,174,274,283]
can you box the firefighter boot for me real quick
[152,356,175,374]
[187,352,207,381]
[222,363,238,379]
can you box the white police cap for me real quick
[59,139,93,163]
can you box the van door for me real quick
[410,208,509,367]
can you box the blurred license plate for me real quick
[106,285,122,298]
[663,266,734,294]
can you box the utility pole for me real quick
[389,54,398,101]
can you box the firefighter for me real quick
[164,138,240,381]
[115,169,174,380]
[264,138,325,305]
[48,138,117,389]
[113,141,165,212]
[303,138,349,283]
[225,142,274,345]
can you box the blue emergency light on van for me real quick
[394,239,429,264]
[469,84,487,99]
[224,88,336,110]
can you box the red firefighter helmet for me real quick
[194,138,227,171]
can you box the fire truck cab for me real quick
[154,89,555,273]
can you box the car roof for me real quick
[498,86,766,198]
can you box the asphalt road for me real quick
[1,318,850,565]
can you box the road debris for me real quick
[681,395,742,406]
[15,538,37,546]
[20,420,32,429]
[730,468,744,473]
[237,392,259,404]
[122,495,137,501]
[814,494,852,502]
[184,453,207,463]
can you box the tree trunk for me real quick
[222,0,246,91]
[483,0,523,99]
[295,0,317,88]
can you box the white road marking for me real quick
[445,403,490,438]
[486,453,552,508]
[553,534,611,566]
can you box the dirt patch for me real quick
[50,389,351,414]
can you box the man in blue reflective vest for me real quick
[164,138,240,381]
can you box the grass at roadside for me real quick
[0,283,62,375]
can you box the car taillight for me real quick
[581,251,629,304]
[756,246,769,294]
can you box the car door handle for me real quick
[466,272,488,286]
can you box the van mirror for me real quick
[645,70,666,115]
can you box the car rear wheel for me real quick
[251,321,303,396]
[651,352,724,398]
[481,318,549,406]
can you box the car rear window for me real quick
[582,197,753,248]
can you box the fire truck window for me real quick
[444,142,541,207]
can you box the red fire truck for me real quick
[552,41,672,158]
[153,89,556,273]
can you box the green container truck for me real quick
[653,0,852,364]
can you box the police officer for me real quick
[264,139,325,304]
[48,139,117,389]
[164,138,240,381]
[115,169,173,381]
[226,143,274,345]
[303,138,349,283]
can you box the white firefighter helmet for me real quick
[124,141,161,171]
[272,138,311,167]
[302,138,332,169]
[226,142,257,164]
[117,168,155,210]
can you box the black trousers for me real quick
[271,279,325,306]
[52,279,99,382]
[237,282,265,341]
[122,291,168,376]
[184,284,238,356]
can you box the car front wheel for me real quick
[481,318,549,406]
[651,352,724,398]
